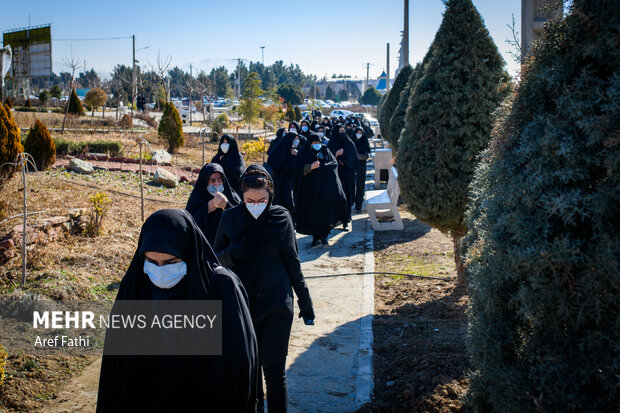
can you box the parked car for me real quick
[330,109,354,118]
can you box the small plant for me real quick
[24,119,55,170]
[242,139,266,162]
[85,192,111,237]
[118,114,132,130]
[158,102,183,153]
[0,344,7,385]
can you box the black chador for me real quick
[213,166,315,413]
[97,209,258,413]
[352,127,371,212]
[294,133,348,245]
[327,127,358,227]
[267,132,304,218]
[267,128,287,156]
[211,134,245,195]
[186,163,241,245]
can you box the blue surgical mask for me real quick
[301,126,309,132]
[318,132,324,138]
[144,260,187,289]
[289,128,297,133]
[245,201,268,219]
[292,139,300,148]
[312,143,322,151]
[356,133,363,139]
[207,184,224,195]
[220,143,230,154]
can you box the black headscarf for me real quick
[97,209,258,413]
[267,132,302,171]
[353,126,371,156]
[186,163,241,214]
[299,120,311,138]
[186,163,241,245]
[211,134,245,194]
[288,121,301,134]
[239,165,298,253]
[328,126,359,169]
[267,127,286,156]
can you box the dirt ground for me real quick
[0,134,218,412]
[358,208,470,413]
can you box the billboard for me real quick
[2,24,52,79]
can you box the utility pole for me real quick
[189,63,193,125]
[403,0,409,66]
[386,43,390,92]
[365,63,370,90]
[132,35,136,126]
[260,46,265,66]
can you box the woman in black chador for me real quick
[294,133,348,247]
[211,134,245,195]
[213,166,315,413]
[97,209,258,413]
[186,163,241,245]
[327,124,358,230]
[267,127,287,156]
[352,126,371,213]
[267,132,303,219]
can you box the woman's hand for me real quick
[335,148,344,157]
[311,161,320,170]
[290,148,298,156]
[213,192,228,209]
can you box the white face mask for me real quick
[220,143,230,154]
[245,201,267,219]
[289,128,297,133]
[292,139,300,148]
[207,184,224,195]
[301,126,309,132]
[356,133,363,139]
[144,260,187,289]
[312,143,322,151]
[318,132,324,138]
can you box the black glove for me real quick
[230,237,248,262]
[298,299,315,321]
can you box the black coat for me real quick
[186,163,241,245]
[293,137,348,235]
[213,202,314,322]
[97,209,258,413]
[211,134,245,195]
[267,132,304,212]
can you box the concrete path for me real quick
[284,166,375,412]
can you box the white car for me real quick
[330,109,354,118]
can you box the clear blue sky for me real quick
[1,0,521,81]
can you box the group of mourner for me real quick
[96,112,374,413]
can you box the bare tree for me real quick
[61,55,84,134]
[149,50,172,102]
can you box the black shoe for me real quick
[311,239,321,248]
[321,238,329,247]
[355,208,362,214]
[342,223,349,231]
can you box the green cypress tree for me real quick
[378,65,412,148]
[293,105,302,121]
[24,119,55,170]
[389,45,436,153]
[285,105,295,122]
[158,102,184,153]
[464,1,620,411]
[67,88,85,116]
[0,103,24,189]
[396,0,505,281]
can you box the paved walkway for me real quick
[284,163,376,412]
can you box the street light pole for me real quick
[132,35,135,127]
[260,46,265,66]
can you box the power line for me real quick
[54,36,132,42]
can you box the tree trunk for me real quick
[453,234,465,284]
